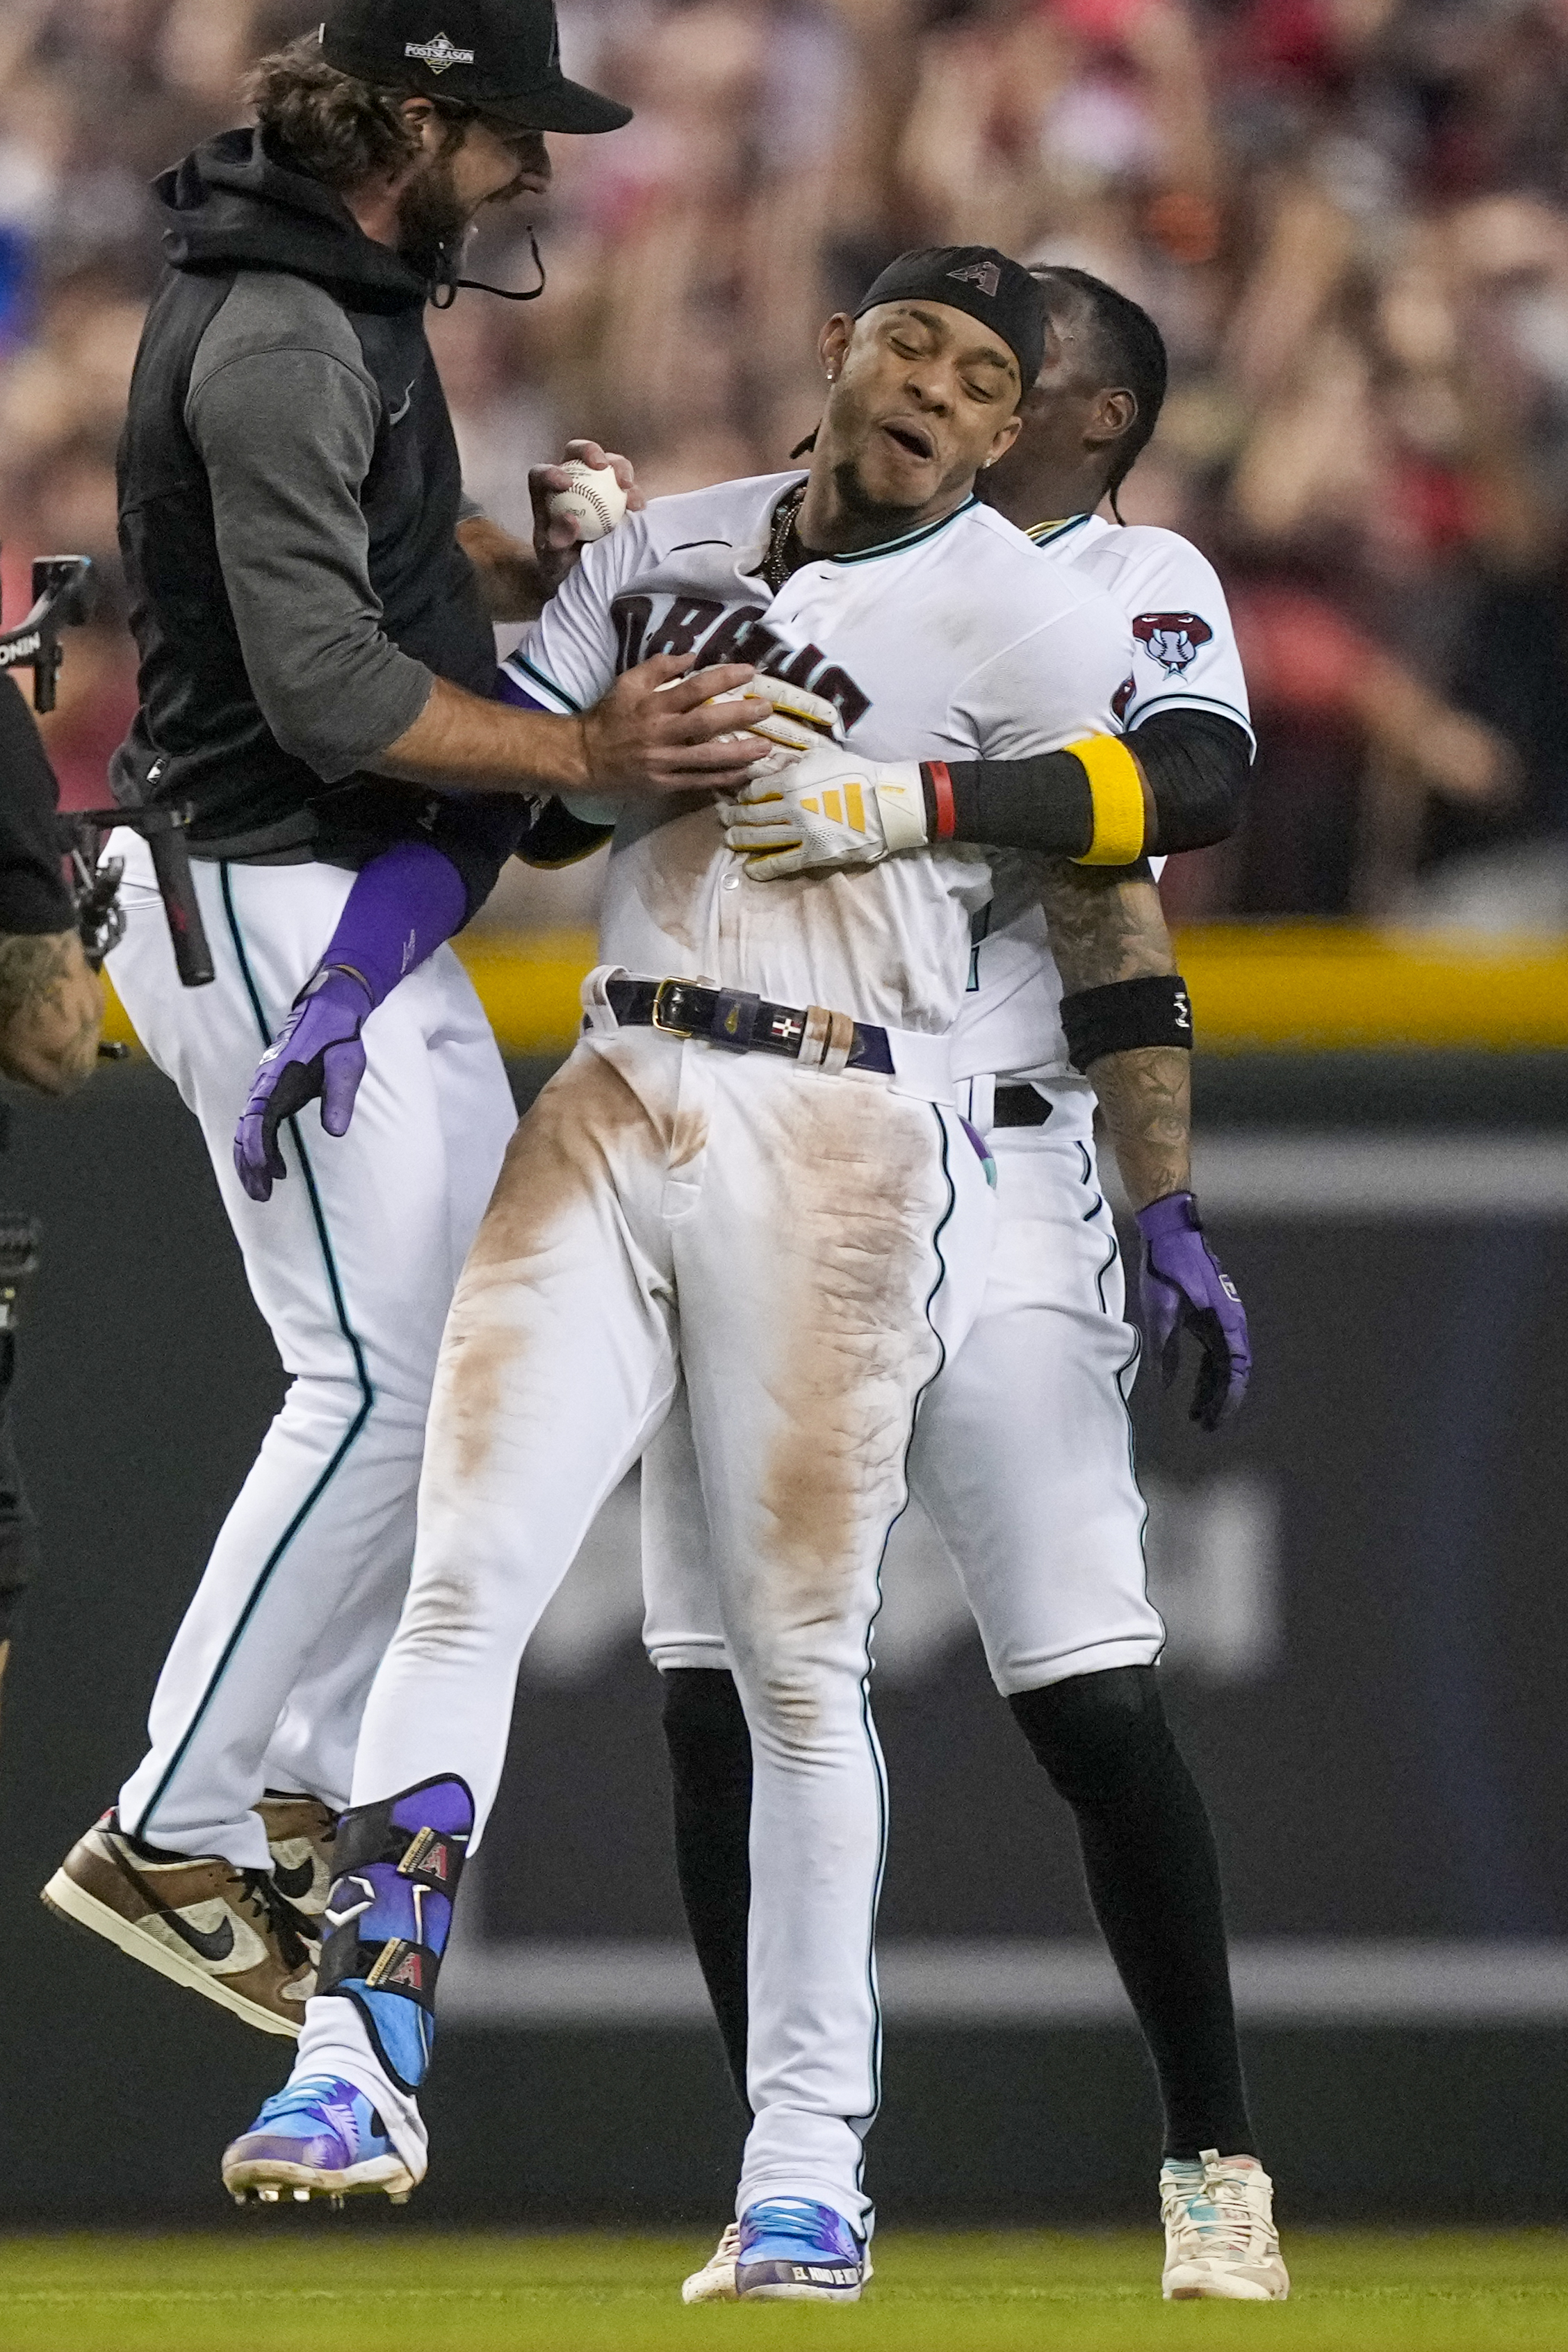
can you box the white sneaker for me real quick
[681,2222,741,2304]
[1160,2148,1289,2301]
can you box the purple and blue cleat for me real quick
[222,2075,418,2206]
[220,1776,470,2212]
[734,2198,868,2301]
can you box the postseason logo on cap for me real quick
[405,29,475,70]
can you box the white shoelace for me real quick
[1161,2153,1261,2262]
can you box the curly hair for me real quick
[243,33,426,189]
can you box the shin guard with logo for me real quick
[316,1775,473,2093]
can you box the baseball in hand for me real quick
[547,461,628,543]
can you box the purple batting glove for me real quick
[233,968,373,1204]
[1134,1191,1251,1432]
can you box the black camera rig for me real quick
[1,553,213,988]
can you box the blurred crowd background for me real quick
[4,0,1568,931]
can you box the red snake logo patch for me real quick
[1132,612,1213,676]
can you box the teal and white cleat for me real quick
[222,2075,419,2206]
[1160,2148,1289,2300]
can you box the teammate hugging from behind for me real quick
[671,266,1287,2305]
[220,248,1141,2291]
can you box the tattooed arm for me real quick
[0,928,103,1095]
[1036,857,1189,1210]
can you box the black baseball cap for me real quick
[320,0,632,134]
[854,246,1047,389]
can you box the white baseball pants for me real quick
[643,1090,1163,1694]
[107,831,516,1871]
[322,1022,994,2234]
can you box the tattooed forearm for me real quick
[1036,856,1174,993]
[0,928,103,1095]
[1091,1045,1191,1209]
[1036,857,1189,1209]
[0,929,74,1024]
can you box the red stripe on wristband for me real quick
[926,760,955,840]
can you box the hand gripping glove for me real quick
[704,678,842,777]
[719,745,929,880]
[1134,1191,1251,1432]
[569,679,847,827]
[233,967,374,1205]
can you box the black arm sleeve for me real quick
[929,708,1251,860]
[1125,708,1252,854]
[423,790,611,925]
[514,800,614,871]
[0,676,73,935]
[424,791,534,924]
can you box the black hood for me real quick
[156,129,429,313]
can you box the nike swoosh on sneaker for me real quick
[148,1896,270,1975]
[161,1905,235,1963]
[272,1859,316,1902]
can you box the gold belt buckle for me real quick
[651,977,695,1037]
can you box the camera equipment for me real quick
[0,551,215,990]
[0,556,90,715]
[65,799,213,990]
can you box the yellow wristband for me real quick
[1066,734,1146,866]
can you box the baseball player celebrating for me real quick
[657,268,1286,2304]
[219,250,1141,2291]
[44,1,773,2031]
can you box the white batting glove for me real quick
[693,678,843,778]
[719,745,928,879]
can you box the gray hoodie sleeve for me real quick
[186,274,435,783]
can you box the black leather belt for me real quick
[604,974,895,1075]
[992,1084,1052,1128]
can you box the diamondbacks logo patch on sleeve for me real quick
[1132,612,1214,675]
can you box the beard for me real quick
[829,449,931,525]
[393,152,473,279]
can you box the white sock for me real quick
[293,1991,428,2179]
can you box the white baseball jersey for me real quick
[503,471,1132,1038]
[291,471,1140,2239]
[954,514,1251,1091]
[643,515,1251,1724]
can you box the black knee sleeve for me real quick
[1008,1664,1256,2160]
[661,1662,753,1780]
[1008,1664,1176,1808]
[660,1668,753,2110]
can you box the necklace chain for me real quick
[761,482,808,596]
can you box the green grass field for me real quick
[3,2231,1568,2352]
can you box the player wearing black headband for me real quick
[683,271,1283,2305]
